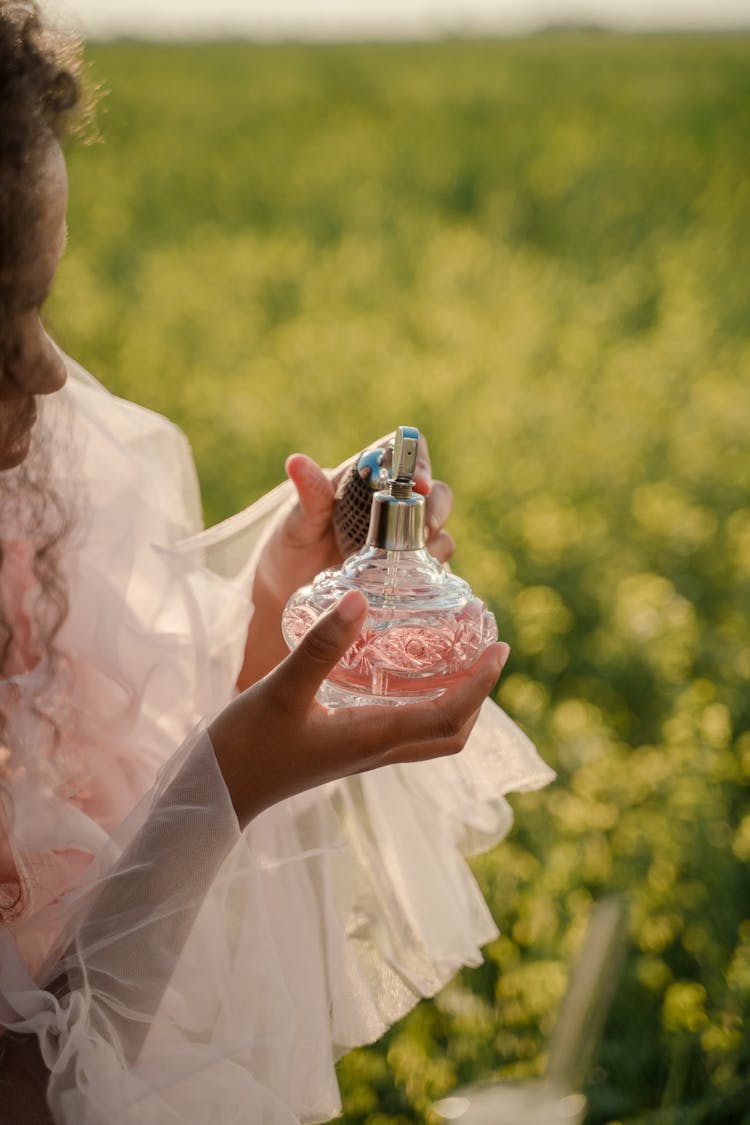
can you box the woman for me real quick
[0,4,553,1122]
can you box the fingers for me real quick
[272,590,368,708]
[340,642,510,758]
[424,479,453,561]
[285,453,335,545]
[424,479,453,535]
[426,529,455,563]
[383,704,484,764]
[426,482,453,532]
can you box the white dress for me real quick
[0,355,554,1124]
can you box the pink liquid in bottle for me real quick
[282,427,499,708]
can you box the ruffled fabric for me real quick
[0,354,554,1124]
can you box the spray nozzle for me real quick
[366,425,425,551]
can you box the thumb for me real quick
[285,453,335,543]
[275,590,368,707]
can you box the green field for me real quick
[50,33,750,1123]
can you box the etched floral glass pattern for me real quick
[282,546,498,707]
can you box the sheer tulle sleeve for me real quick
[1,728,256,1123]
[3,710,550,1125]
[0,356,554,1124]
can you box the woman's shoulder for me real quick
[62,351,191,452]
[58,349,204,537]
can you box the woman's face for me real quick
[0,140,68,471]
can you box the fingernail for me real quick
[496,642,511,671]
[337,590,367,622]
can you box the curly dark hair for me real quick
[0,1,83,920]
[0,0,82,308]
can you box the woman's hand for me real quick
[237,434,455,688]
[260,433,454,611]
[212,590,510,828]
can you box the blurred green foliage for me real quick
[50,32,750,1123]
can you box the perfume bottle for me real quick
[282,426,498,708]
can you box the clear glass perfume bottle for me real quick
[282,426,498,707]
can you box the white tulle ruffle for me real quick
[0,354,554,1124]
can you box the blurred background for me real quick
[49,1,750,1121]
